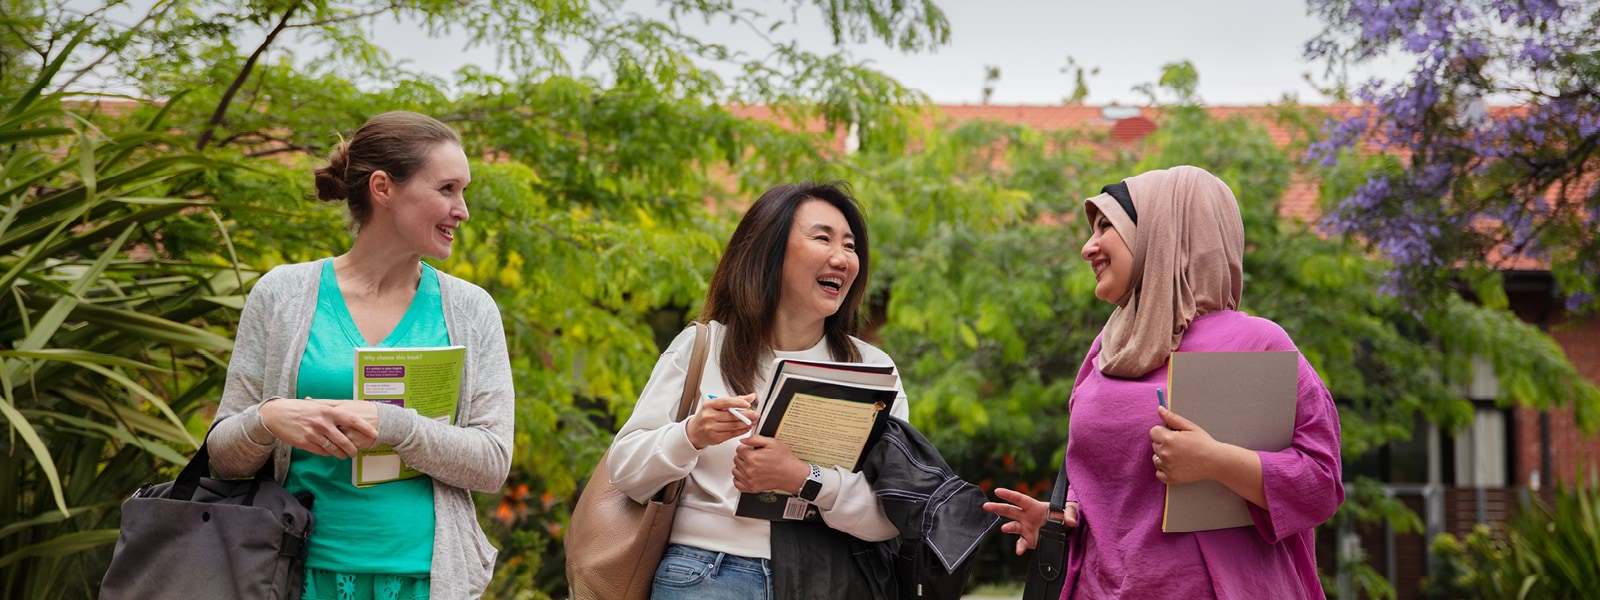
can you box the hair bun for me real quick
[313,141,351,201]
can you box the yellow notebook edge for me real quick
[1161,354,1173,533]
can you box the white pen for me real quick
[710,394,754,426]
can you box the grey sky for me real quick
[365,0,1415,106]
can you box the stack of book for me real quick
[734,359,899,521]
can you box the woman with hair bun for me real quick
[207,111,515,598]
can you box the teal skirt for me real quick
[301,567,429,600]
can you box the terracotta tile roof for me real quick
[933,104,1111,130]
[729,102,1563,272]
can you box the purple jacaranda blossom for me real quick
[1309,0,1596,300]
[1567,291,1595,311]
[1520,39,1554,64]
[1307,115,1372,167]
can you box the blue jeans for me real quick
[650,544,773,600]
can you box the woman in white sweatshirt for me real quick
[606,181,908,599]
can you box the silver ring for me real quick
[321,439,333,448]
[1153,454,1162,464]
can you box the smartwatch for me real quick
[798,463,824,501]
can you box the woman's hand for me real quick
[1150,406,1269,507]
[983,488,1079,556]
[1149,406,1223,485]
[318,400,381,450]
[731,435,809,494]
[686,394,756,449]
[258,397,378,459]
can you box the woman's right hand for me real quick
[685,394,757,449]
[983,487,1080,556]
[259,397,379,460]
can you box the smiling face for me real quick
[1080,206,1135,304]
[777,199,860,328]
[374,142,471,261]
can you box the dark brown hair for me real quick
[699,182,871,395]
[313,111,461,227]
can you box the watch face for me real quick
[800,479,823,501]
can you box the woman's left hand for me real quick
[318,400,381,449]
[1149,406,1223,485]
[732,435,810,494]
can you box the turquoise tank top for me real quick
[286,260,447,586]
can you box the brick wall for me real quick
[1504,286,1600,489]
[1541,311,1600,487]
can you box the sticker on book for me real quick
[361,454,403,482]
[783,497,809,520]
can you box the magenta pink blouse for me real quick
[1060,310,1343,600]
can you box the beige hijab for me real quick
[1084,165,1244,378]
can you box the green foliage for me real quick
[1425,484,1600,600]
[10,2,944,598]
[0,32,249,599]
[6,4,1599,598]
[843,68,1599,587]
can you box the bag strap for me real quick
[1021,457,1071,595]
[656,321,710,504]
[170,423,277,502]
[1047,457,1068,512]
[676,321,711,423]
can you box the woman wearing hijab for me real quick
[983,166,1343,599]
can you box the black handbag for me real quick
[1022,459,1070,600]
[101,432,314,600]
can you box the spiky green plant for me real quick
[0,31,250,599]
[1426,483,1600,600]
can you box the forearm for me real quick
[383,406,512,492]
[1210,443,1267,509]
[607,420,701,501]
[816,469,899,542]
[373,363,515,493]
[207,402,276,478]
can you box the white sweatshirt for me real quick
[607,321,910,559]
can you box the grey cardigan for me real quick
[207,259,514,598]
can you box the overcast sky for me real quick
[362,0,1415,106]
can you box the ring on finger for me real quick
[321,438,333,448]
[1153,453,1162,465]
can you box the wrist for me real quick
[1206,442,1246,480]
[685,417,706,450]
[357,399,382,429]
[258,397,284,436]
[793,461,816,496]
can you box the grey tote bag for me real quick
[101,432,314,600]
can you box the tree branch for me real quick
[534,222,592,248]
[54,0,178,93]
[245,143,318,158]
[195,1,301,151]
[0,3,47,62]
[282,3,401,29]
[54,0,177,93]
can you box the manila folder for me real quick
[1162,351,1298,533]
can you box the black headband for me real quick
[1101,182,1137,225]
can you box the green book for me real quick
[351,346,466,487]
